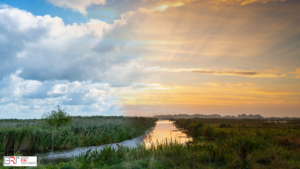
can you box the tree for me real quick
[42,106,72,128]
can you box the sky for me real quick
[0,0,299,118]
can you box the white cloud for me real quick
[0,73,122,118]
[47,82,82,95]
[47,81,111,105]
[0,71,42,98]
[85,89,106,100]
[0,5,139,82]
[46,0,106,15]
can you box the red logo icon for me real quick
[10,157,16,165]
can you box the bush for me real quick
[42,106,72,128]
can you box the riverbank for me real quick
[0,117,156,155]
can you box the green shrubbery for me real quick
[42,106,72,128]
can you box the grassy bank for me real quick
[0,117,156,155]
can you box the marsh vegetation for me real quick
[39,118,300,168]
[0,116,156,156]
[1,118,300,168]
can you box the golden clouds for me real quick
[154,5,169,11]
[146,0,196,11]
[151,0,287,10]
[292,68,300,79]
[116,1,299,64]
[240,0,286,6]
[215,0,286,6]
[120,82,299,106]
[191,70,257,76]
[200,82,255,86]
[200,82,222,86]
[115,0,300,116]
[249,90,298,95]
[146,67,286,78]
[154,2,185,11]
[227,82,255,87]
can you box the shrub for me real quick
[42,106,72,128]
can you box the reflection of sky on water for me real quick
[143,120,192,147]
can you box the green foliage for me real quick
[42,106,72,128]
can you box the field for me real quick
[1,118,300,169]
[0,116,156,156]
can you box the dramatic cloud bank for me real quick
[0,5,140,118]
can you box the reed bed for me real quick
[0,117,156,156]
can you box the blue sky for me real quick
[0,0,299,118]
[0,0,121,24]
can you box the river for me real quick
[21,120,191,163]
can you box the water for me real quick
[21,120,192,162]
[143,120,192,147]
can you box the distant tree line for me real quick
[153,114,299,119]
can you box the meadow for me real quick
[1,118,300,169]
[0,116,156,156]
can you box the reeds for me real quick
[0,117,156,155]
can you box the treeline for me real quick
[0,115,125,121]
[154,113,300,119]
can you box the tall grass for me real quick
[0,117,156,155]
[32,139,300,168]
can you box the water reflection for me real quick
[22,120,191,162]
[143,120,192,147]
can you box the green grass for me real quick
[0,117,156,155]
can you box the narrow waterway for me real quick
[22,120,192,162]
